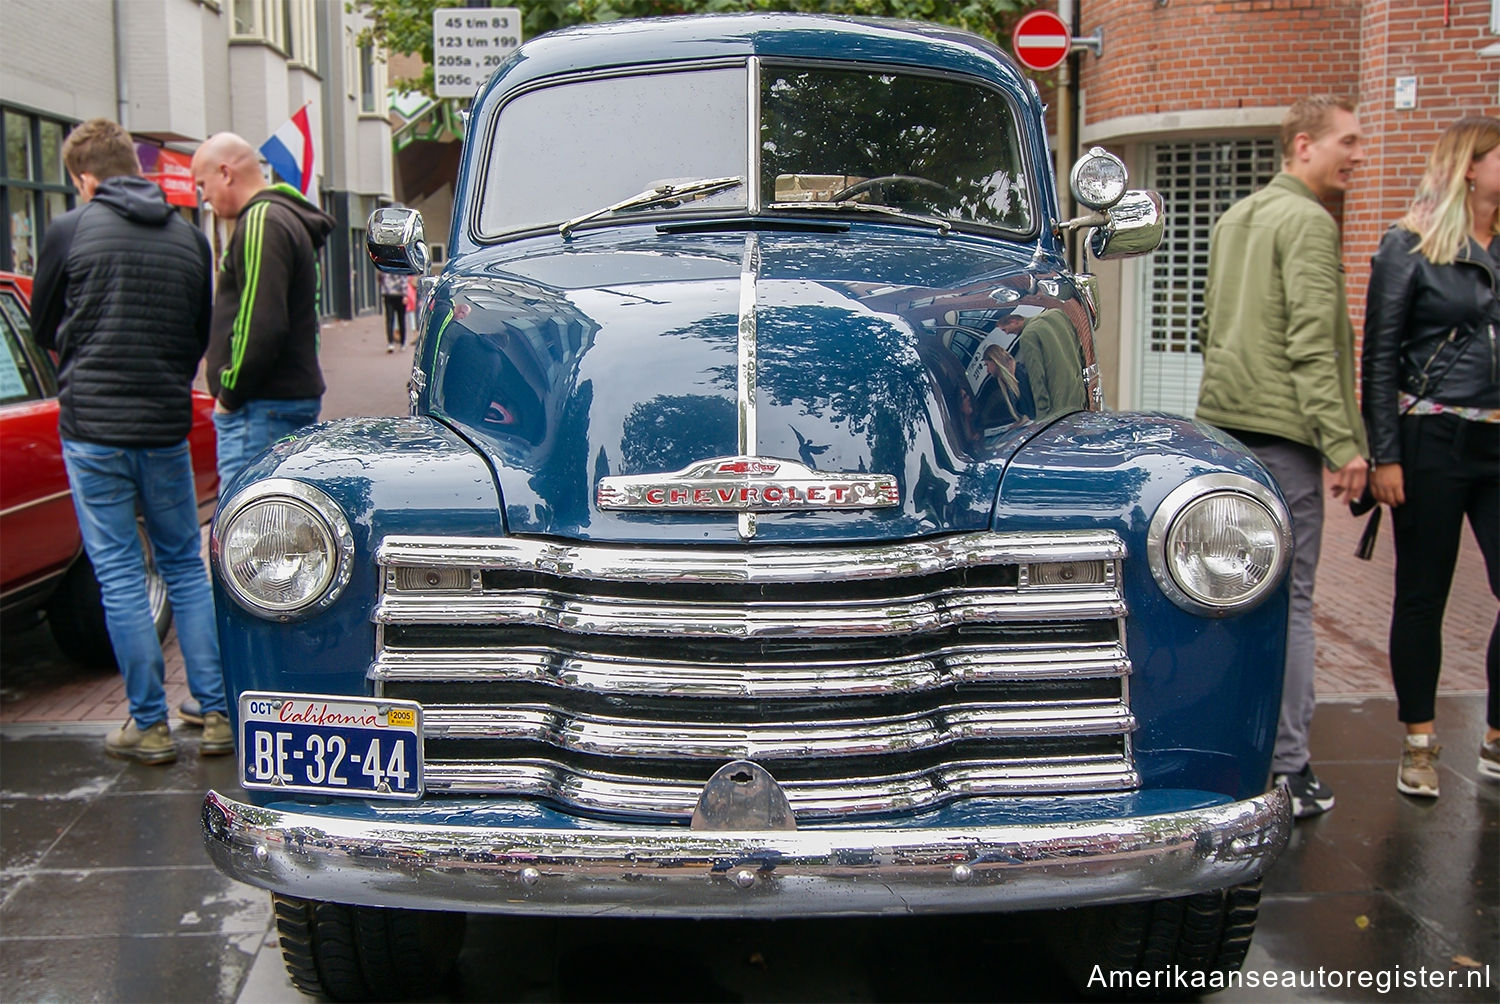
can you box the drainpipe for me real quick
[1056,0,1077,269]
[113,0,129,127]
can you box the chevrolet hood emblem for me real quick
[597,456,898,512]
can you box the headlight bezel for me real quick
[1146,472,1292,617]
[212,478,356,620]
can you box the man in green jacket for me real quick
[1195,95,1370,820]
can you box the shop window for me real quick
[1,109,76,275]
[1137,137,1278,416]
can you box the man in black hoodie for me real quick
[191,132,334,490]
[31,118,231,765]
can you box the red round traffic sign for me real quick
[1011,10,1071,72]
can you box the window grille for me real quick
[1138,138,1277,415]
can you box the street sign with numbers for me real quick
[433,7,522,99]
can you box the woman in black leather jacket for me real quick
[1363,116,1500,799]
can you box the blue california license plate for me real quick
[239,692,423,800]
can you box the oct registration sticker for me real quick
[239,692,423,800]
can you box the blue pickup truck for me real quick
[202,13,1293,1000]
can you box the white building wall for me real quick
[0,0,116,121]
[119,0,209,140]
[228,43,291,157]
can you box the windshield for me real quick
[477,62,1032,237]
[761,67,1032,233]
[479,68,749,235]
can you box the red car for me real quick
[0,270,218,666]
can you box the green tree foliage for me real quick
[354,0,1039,97]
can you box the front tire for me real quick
[272,894,467,1002]
[1048,881,1262,1000]
[45,527,172,668]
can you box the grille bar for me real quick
[377,530,1125,583]
[422,756,1139,819]
[423,700,1135,758]
[372,640,1131,698]
[375,587,1125,636]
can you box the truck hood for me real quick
[425,226,1090,543]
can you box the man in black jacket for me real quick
[190,132,334,490]
[30,118,232,765]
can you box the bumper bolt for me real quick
[952,863,973,883]
[733,868,756,889]
[519,867,541,887]
[254,844,269,863]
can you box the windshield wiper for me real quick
[765,200,951,235]
[559,176,743,238]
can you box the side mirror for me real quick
[1088,190,1164,259]
[367,208,429,275]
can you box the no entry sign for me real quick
[1011,10,1071,72]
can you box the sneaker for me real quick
[1274,763,1335,819]
[1397,734,1441,798]
[386,344,395,354]
[105,718,178,765]
[1480,738,1500,780]
[200,711,234,756]
[178,697,204,727]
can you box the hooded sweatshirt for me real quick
[31,174,214,447]
[205,183,335,411]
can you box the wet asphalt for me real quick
[1,694,1494,1003]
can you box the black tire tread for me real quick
[1052,881,1263,1000]
[271,893,465,1002]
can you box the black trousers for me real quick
[383,295,406,346]
[1389,414,1500,728]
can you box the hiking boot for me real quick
[1480,738,1500,780]
[178,697,204,727]
[200,712,234,756]
[105,719,177,765]
[1273,763,1335,819]
[1396,734,1441,798]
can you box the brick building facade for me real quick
[1070,0,1499,414]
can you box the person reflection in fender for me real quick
[1362,116,1500,799]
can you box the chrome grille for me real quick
[373,531,1136,820]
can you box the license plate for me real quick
[239,692,423,800]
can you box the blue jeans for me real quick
[213,397,321,493]
[60,438,226,727]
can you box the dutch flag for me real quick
[260,104,316,199]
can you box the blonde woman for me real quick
[1363,116,1500,798]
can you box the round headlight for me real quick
[1147,474,1291,615]
[1070,147,1128,211]
[214,479,354,619]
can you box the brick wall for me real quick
[1345,0,1499,338]
[1076,0,1362,122]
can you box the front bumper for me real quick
[202,786,1290,917]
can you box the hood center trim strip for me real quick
[737,233,760,540]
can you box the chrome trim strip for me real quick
[374,587,1126,636]
[422,701,1135,757]
[377,530,1126,582]
[420,757,1138,815]
[202,786,1291,918]
[738,233,760,540]
[746,56,761,216]
[371,641,1132,696]
[0,487,74,519]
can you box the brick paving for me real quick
[1,309,1492,722]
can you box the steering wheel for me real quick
[829,174,959,206]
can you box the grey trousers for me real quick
[1245,438,1325,775]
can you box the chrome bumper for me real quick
[202,787,1290,917]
